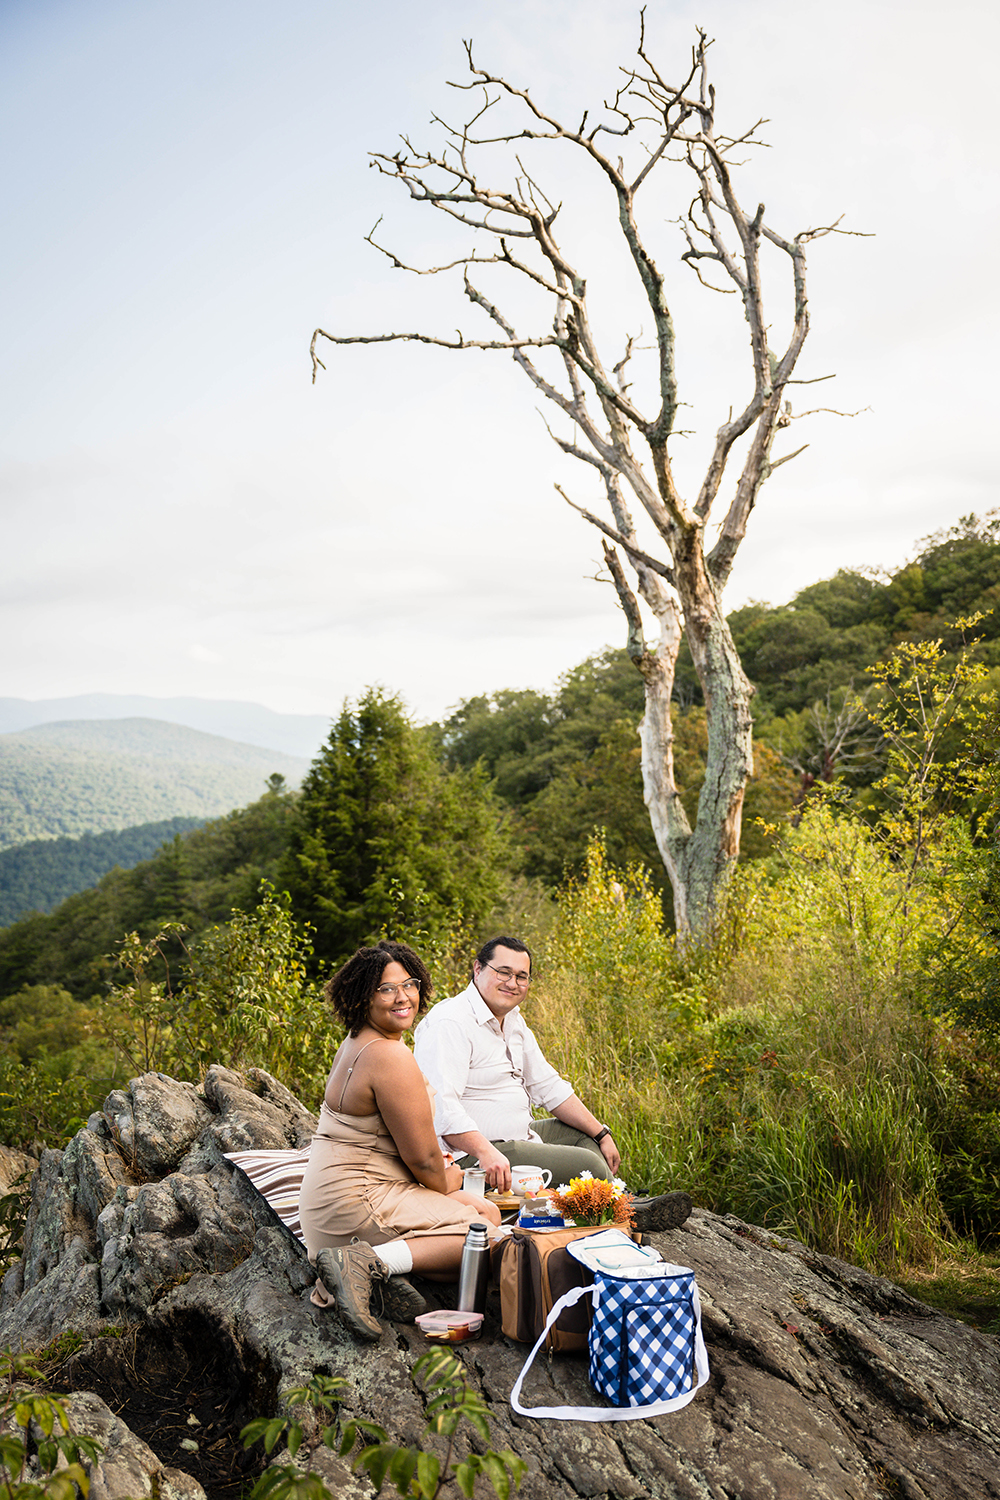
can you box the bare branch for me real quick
[602,541,647,664]
[364,218,504,276]
[788,406,869,420]
[767,443,809,471]
[555,484,676,583]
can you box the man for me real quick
[412,935,691,1233]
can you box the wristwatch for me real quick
[592,1126,613,1145]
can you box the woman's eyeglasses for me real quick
[374,977,421,999]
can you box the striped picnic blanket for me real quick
[225,1148,310,1243]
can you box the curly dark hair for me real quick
[324,940,433,1037]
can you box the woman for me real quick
[298,939,501,1342]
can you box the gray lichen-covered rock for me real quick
[102,1074,214,1180]
[2,1065,998,1500]
[60,1391,207,1500]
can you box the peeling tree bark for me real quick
[311,24,858,945]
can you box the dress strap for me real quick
[336,1037,388,1112]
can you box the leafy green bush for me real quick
[242,1357,525,1500]
[100,884,331,1104]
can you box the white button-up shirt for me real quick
[412,982,575,1148]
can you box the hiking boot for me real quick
[631,1191,693,1233]
[373,1273,428,1323]
[315,1241,385,1343]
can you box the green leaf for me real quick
[264,1418,287,1454]
[415,1451,440,1500]
[494,1450,527,1486]
[287,1428,302,1461]
[452,1459,476,1499]
[355,1420,388,1441]
[241,1418,273,1447]
[414,1348,461,1387]
[0,1434,26,1474]
[463,1409,490,1442]
[34,1402,56,1439]
[483,1453,510,1500]
[355,1442,394,1492]
[74,1437,104,1465]
[250,1463,298,1500]
[387,1447,417,1495]
[43,1464,90,1500]
[337,1421,357,1457]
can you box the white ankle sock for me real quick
[376,1240,414,1275]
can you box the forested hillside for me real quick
[0,816,206,926]
[0,779,298,1001]
[0,717,308,850]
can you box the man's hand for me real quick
[598,1132,622,1175]
[476,1144,513,1193]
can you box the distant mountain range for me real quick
[0,716,310,853]
[0,693,331,759]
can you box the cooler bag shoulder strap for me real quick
[509,1278,710,1423]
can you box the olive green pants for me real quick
[455,1117,611,1186]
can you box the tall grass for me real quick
[529,818,984,1274]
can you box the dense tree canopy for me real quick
[432,651,796,892]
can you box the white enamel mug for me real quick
[510,1165,552,1197]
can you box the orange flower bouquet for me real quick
[552,1172,635,1229]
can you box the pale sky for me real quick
[3,0,997,720]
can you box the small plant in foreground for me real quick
[0,1349,102,1500]
[241,1354,526,1500]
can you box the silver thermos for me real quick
[456,1222,491,1313]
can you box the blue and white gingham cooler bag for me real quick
[510,1229,709,1421]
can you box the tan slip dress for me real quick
[298,1038,481,1255]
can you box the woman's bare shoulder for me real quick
[358,1039,421,1075]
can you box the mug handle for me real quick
[540,1169,552,1187]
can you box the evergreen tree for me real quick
[283,689,512,967]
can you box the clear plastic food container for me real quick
[414,1309,485,1342]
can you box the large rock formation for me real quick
[1,1066,998,1500]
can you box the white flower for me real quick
[612,1177,627,1194]
[577,1170,594,1181]
[557,1183,570,1195]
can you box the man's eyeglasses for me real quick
[374,978,421,999]
[485,963,531,987]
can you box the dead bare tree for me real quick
[777,688,885,805]
[311,22,858,945]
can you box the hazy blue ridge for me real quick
[0,694,330,759]
[0,717,309,851]
[0,816,207,926]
